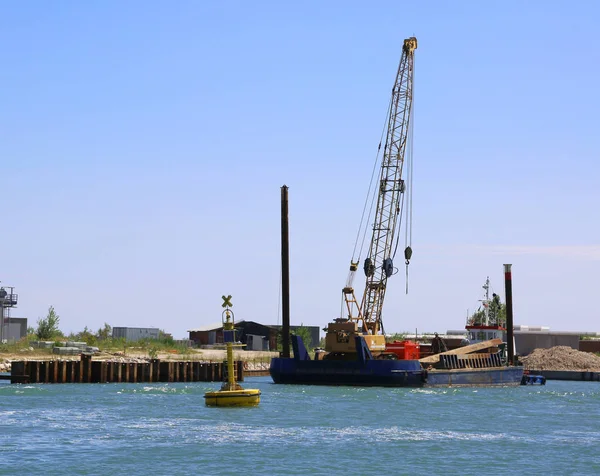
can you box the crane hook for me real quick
[404,246,413,294]
[404,246,413,265]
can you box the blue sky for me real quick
[2,1,598,338]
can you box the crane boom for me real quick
[361,36,417,334]
[326,37,417,356]
[343,37,417,338]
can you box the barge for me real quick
[270,334,524,388]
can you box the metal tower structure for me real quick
[0,285,18,343]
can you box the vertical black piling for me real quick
[281,185,291,358]
[504,264,515,365]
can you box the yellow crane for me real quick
[325,37,417,355]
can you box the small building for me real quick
[236,321,278,350]
[246,334,270,351]
[187,322,224,346]
[513,325,585,356]
[4,317,27,342]
[112,327,160,342]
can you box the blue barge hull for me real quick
[270,358,523,387]
[270,357,426,387]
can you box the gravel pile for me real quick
[521,346,600,371]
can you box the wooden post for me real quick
[43,361,50,383]
[70,360,75,383]
[52,360,59,383]
[80,354,93,383]
[116,363,122,383]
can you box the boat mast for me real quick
[481,277,490,325]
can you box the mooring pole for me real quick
[281,185,291,358]
[504,264,515,365]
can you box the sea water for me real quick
[1,377,599,475]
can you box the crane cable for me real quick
[405,58,415,294]
[391,68,414,266]
[351,96,394,263]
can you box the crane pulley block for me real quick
[363,258,375,277]
[383,258,394,277]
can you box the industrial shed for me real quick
[112,327,160,342]
[3,317,27,342]
[513,326,600,356]
[187,322,226,346]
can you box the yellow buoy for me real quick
[204,388,261,407]
[204,297,261,407]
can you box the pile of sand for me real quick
[521,346,600,371]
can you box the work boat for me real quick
[465,277,507,345]
[270,37,524,388]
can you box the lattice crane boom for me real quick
[344,37,417,337]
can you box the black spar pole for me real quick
[281,185,291,358]
[504,264,515,365]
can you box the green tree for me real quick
[76,326,97,345]
[386,333,408,343]
[468,300,506,327]
[36,306,62,340]
[294,324,312,349]
[96,323,112,341]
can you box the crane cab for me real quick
[324,319,386,354]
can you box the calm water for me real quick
[1,376,599,475]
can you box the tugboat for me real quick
[204,296,261,406]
